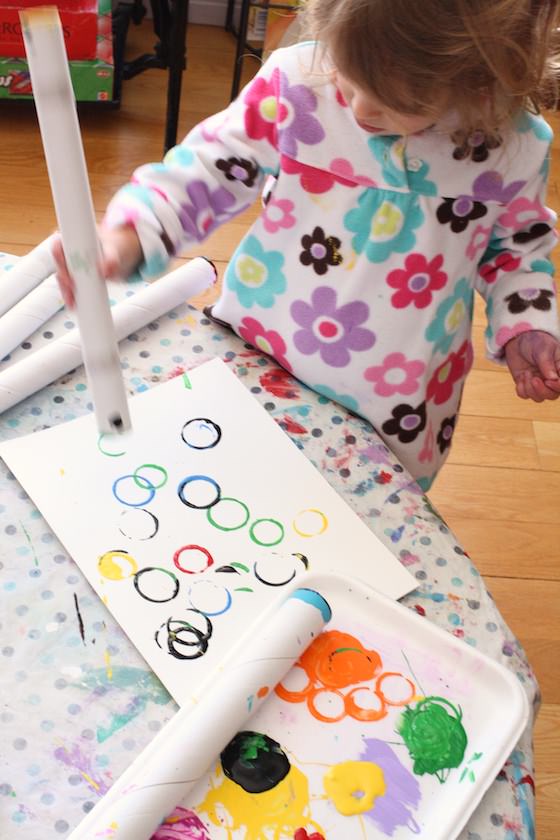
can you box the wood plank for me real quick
[461,369,560,421]
[535,704,560,838]
[430,463,560,524]
[446,415,539,469]
[533,421,560,472]
[447,518,560,580]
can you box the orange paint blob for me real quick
[300,630,382,688]
[257,686,269,699]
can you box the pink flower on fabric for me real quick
[498,197,551,230]
[244,69,324,154]
[426,341,471,404]
[495,321,534,349]
[281,155,355,194]
[150,807,210,839]
[262,197,296,233]
[386,254,448,309]
[364,352,426,397]
[238,316,292,370]
[291,286,376,368]
[466,224,491,261]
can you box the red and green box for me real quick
[0,0,98,60]
[0,0,113,101]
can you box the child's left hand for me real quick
[504,330,560,402]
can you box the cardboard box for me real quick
[0,0,113,101]
[0,0,98,60]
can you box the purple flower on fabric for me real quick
[291,286,376,367]
[471,171,526,204]
[277,73,325,157]
[179,180,237,241]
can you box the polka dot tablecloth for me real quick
[0,254,537,839]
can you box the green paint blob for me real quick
[239,733,270,762]
[398,696,468,783]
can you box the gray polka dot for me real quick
[16,604,29,616]
[55,819,69,833]
[436,557,447,566]
[81,729,95,740]
[53,554,66,564]
[0,783,13,795]
[41,792,55,804]
[82,801,95,813]
[415,570,427,580]
[123,738,136,750]
[486,622,498,632]
[55,612,67,623]
[54,678,68,690]
[148,720,162,732]
[68,704,81,715]
[490,814,503,826]
[2,647,14,657]
[467,599,480,610]
[68,774,82,786]
[4,524,16,535]
[419,536,431,545]
[13,737,27,750]
[28,629,41,640]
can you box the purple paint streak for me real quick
[361,738,421,836]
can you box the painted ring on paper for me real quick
[177,475,221,509]
[307,687,347,723]
[375,672,416,707]
[253,557,296,587]
[345,686,388,722]
[112,474,155,507]
[133,463,168,490]
[206,497,250,531]
[155,610,213,660]
[292,508,329,537]
[188,580,233,616]
[97,433,126,458]
[98,550,138,580]
[133,567,180,603]
[173,544,214,574]
[249,518,285,547]
[118,508,159,541]
[275,663,313,703]
[181,417,222,449]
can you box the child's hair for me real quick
[302,0,560,137]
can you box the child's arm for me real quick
[474,123,560,401]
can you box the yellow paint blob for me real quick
[323,760,386,816]
[197,765,324,840]
[98,550,138,580]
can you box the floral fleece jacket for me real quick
[105,43,560,489]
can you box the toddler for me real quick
[55,0,560,490]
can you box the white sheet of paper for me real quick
[0,358,415,702]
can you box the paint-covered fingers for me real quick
[98,224,144,281]
[514,370,559,402]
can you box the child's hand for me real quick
[52,224,143,308]
[504,329,560,402]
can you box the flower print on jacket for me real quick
[479,252,521,284]
[300,226,343,275]
[436,196,488,234]
[504,288,555,314]
[345,191,424,263]
[238,316,292,370]
[369,136,437,195]
[386,253,448,309]
[262,197,296,234]
[226,235,286,308]
[426,341,472,405]
[179,180,237,241]
[244,68,325,155]
[452,130,502,163]
[437,415,457,453]
[364,352,426,397]
[216,156,259,188]
[291,286,376,368]
[471,171,526,204]
[498,197,552,232]
[512,223,554,245]
[382,401,427,444]
[280,155,376,194]
[425,277,472,355]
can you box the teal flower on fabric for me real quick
[226,235,286,308]
[163,146,195,167]
[119,183,156,209]
[425,277,473,354]
[344,190,425,264]
[515,112,553,143]
[530,257,555,276]
[368,137,437,195]
[313,384,360,413]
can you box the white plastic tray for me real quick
[182,572,529,840]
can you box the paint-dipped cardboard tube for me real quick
[65,588,331,839]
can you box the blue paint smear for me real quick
[290,588,332,622]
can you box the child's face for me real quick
[335,71,440,136]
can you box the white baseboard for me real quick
[188,0,229,27]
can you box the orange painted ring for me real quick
[275,663,314,703]
[375,672,416,707]
[307,686,347,723]
[345,686,387,722]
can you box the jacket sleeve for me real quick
[475,129,559,362]
[103,52,287,279]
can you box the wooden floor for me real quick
[1,21,558,837]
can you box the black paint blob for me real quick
[220,731,290,793]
